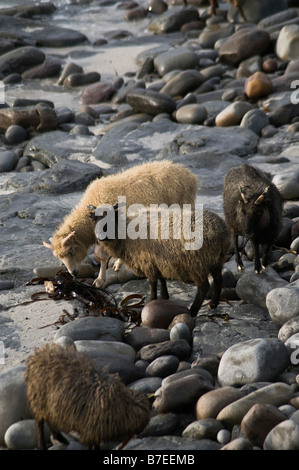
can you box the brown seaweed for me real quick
[26,269,145,328]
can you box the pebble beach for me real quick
[1,0,299,453]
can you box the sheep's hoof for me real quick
[237,265,244,272]
[190,308,198,317]
[254,269,262,274]
[92,278,107,288]
[208,301,218,309]
[112,259,122,272]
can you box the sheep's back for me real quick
[112,208,230,284]
[25,344,150,447]
[81,160,197,209]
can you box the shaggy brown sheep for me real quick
[25,343,151,450]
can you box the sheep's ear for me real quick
[43,240,54,250]
[113,203,119,212]
[61,231,76,247]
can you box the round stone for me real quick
[215,101,253,127]
[0,150,17,172]
[244,71,272,99]
[276,24,299,61]
[170,322,192,343]
[217,429,231,445]
[4,419,38,450]
[146,355,179,378]
[141,299,190,329]
[5,125,27,144]
[175,104,207,124]
[240,108,269,135]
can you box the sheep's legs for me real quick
[159,277,169,299]
[149,277,169,300]
[210,267,223,309]
[190,278,210,317]
[149,280,158,300]
[234,234,244,271]
[261,243,272,271]
[36,419,47,449]
[252,239,262,274]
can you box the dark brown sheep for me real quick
[223,164,282,274]
[90,205,230,316]
[25,343,151,450]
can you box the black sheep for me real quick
[223,164,282,274]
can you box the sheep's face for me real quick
[43,231,88,278]
[239,186,270,238]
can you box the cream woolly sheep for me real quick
[90,204,230,316]
[25,343,151,450]
[43,161,198,287]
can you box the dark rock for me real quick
[57,62,83,86]
[12,98,54,108]
[80,82,115,105]
[0,46,45,77]
[126,88,176,115]
[219,28,271,65]
[53,316,124,343]
[2,73,22,84]
[0,280,14,290]
[140,413,179,438]
[0,159,102,194]
[92,357,144,384]
[175,104,207,124]
[0,2,56,18]
[272,72,299,92]
[124,7,148,20]
[0,106,57,132]
[125,326,170,350]
[198,24,234,49]
[5,125,27,144]
[147,6,199,33]
[0,15,87,48]
[241,403,287,448]
[0,150,17,172]
[112,80,146,104]
[139,339,191,363]
[145,355,180,378]
[148,0,168,14]
[141,299,191,328]
[63,72,101,88]
[23,129,98,166]
[73,112,95,126]
[22,59,61,79]
[268,103,299,127]
[154,47,199,76]
[104,29,133,40]
[153,373,213,413]
[160,70,204,97]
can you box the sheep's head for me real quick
[43,231,88,278]
[239,185,270,237]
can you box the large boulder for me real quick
[219,28,271,65]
